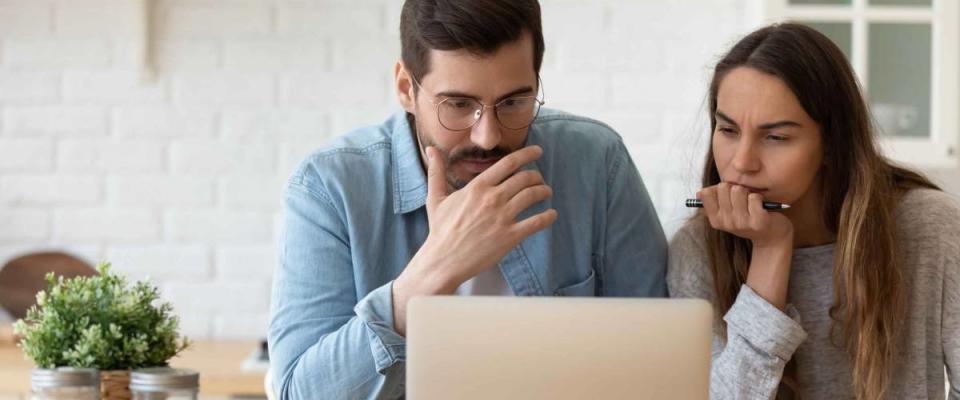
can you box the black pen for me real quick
[685,199,791,210]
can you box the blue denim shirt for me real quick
[269,109,668,399]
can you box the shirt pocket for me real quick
[553,267,597,297]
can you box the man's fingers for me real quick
[505,184,553,218]
[425,147,448,211]
[512,208,558,239]
[475,145,542,186]
[498,170,545,200]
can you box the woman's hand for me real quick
[699,183,794,310]
[698,183,793,247]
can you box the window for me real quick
[763,0,959,167]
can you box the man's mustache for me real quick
[448,147,512,164]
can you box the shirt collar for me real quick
[391,112,428,214]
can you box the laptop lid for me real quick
[407,296,712,400]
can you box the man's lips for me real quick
[459,158,501,174]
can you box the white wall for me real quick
[927,1,960,195]
[0,0,954,340]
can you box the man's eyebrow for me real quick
[435,86,535,103]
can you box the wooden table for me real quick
[0,328,266,399]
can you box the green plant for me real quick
[13,262,189,370]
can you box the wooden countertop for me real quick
[0,325,266,398]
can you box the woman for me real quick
[667,23,959,399]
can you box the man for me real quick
[268,0,667,398]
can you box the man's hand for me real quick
[392,145,557,335]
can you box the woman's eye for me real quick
[718,127,738,136]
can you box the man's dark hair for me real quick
[400,0,545,86]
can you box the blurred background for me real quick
[0,0,957,343]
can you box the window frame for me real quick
[762,0,959,168]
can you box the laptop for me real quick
[406,296,712,400]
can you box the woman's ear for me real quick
[395,61,416,114]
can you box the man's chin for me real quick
[447,170,478,190]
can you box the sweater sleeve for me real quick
[668,221,807,400]
[936,198,960,400]
[945,239,959,399]
[896,189,960,400]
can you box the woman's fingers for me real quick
[698,187,721,228]
[747,193,767,230]
[702,183,768,234]
[701,184,793,245]
[730,185,750,229]
[716,183,732,222]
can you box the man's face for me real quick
[402,34,539,190]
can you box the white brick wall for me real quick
[169,139,275,174]
[107,175,214,207]
[54,0,144,38]
[160,2,272,40]
[0,210,50,242]
[5,106,108,136]
[0,2,52,38]
[173,73,275,106]
[0,72,59,102]
[106,244,211,282]
[113,107,216,138]
[0,139,54,171]
[54,208,161,242]
[64,71,167,104]
[1,174,101,205]
[1,0,957,341]
[165,210,273,244]
[4,40,112,70]
[58,138,165,172]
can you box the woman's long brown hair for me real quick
[702,23,939,399]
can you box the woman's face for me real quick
[712,67,823,207]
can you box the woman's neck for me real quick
[783,186,836,248]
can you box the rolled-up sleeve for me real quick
[600,140,668,297]
[269,181,405,400]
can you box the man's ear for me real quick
[395,61,416,114]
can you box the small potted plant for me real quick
[13,262,190,400]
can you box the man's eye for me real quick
[449,99,472,109]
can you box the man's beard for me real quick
[412,117,514,190]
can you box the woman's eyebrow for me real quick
[715,110,802,130]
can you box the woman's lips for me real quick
[731,182,769,193]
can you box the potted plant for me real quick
[13,262,190,400]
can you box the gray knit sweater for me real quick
[667,189,960,399]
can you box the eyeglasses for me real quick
[411,76,545,131]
